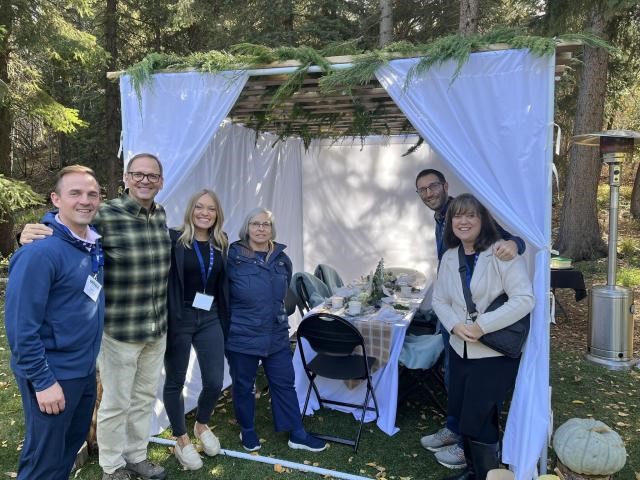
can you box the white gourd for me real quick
[553,418,627,475]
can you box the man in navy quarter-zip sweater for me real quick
[5,165,104,480]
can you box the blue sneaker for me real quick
[240,430,261,452]
[288,432,328,452]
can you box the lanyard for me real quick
[58,223,103,276]
[194,241,215,291]
[89,242,104,276]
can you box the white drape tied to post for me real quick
[119,70,249,205]
[376,50,555,480]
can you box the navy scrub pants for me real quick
[226,347,303,434]
[15,373,97,480]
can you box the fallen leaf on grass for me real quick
[571,400,584,404]
[273,464,286,473]
[3,473,17,478]
[618,412,629,416]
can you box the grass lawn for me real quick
[1,233,639,480]
[1,286,639,480]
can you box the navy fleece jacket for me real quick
[5,212,104,391]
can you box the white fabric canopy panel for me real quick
[119,48,554,480]
[376,51,554,480]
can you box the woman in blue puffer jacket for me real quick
[225,207,327,453]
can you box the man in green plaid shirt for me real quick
[20,153,171,480]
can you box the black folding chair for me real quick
[313,264,344,295]
[296,313,379,452]
[291,272,331,314]
[398,310,446,413]
[284,287,300,317]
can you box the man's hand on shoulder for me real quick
[19,223,53,245]
[493,239,518,261]
[35,382,66,415]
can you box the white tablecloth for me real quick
[293,304,416,436]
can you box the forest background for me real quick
[0,0,639,261]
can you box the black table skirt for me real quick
[550,269,587,301]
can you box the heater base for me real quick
[585,353,638,371]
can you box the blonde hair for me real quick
[55,165,99,193]
[178,189,228,252]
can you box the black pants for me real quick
[448,345,520,444]
[163,306,225,437]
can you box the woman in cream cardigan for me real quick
[432,193,534,480]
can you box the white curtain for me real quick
[376,50,555,480]
[119,70,249,202]
[303,135,445,284]
[173,122,305,271]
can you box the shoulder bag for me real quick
[457,245,530,358]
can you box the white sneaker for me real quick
[435,444,467,469]
[194,424,221,456]
[420,427,461,452]
[174,442,203,470]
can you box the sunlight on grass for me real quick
[617,267,640,287]
[618,237,640,259]
[209,464,225,477]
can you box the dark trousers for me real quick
[226,347,303,433]
[163,306,225,437]
[440,328,461,437]
[448,346,520,444]
[15,373,96,480]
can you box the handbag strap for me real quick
[457,245,478,322]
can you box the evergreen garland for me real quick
[121,29,608,142]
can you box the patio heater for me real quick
[572,129,639,370]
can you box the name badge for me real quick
[84,275,102,302]
[192,292,214,311]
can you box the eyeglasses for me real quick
[249,222,272,229]
[128,171,162,183]
[416,182,443,195]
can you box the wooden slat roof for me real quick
[110,41,583,140]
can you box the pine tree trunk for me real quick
[458,0,479,35]
[0,0,15,257]
[103,0,121,197]
[631,162,640,219]
[378,0,393,47]
[554,10,609,260]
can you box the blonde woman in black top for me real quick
[164,189,230,470]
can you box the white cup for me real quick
[331,296,344,309]
[400,285,412,297]
[348,300,362,315]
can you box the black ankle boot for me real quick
[468,440,499,480]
